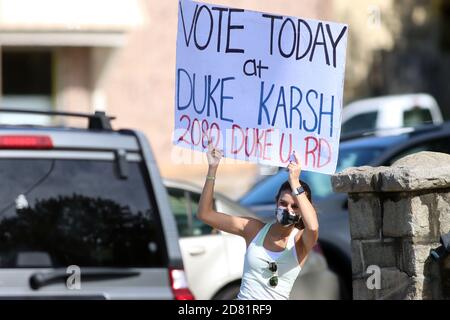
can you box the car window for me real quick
[167,188,213,237]
[341,111,378,135]
[403,107,433,127]
[0,158,165,268]
[387,137,450,165]
[167,188,191,237]
[188,192,214,236]
[240,147,385,205]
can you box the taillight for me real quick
[0,135,53,149]
[169,268,195,300]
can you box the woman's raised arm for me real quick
[288,153,319,252]
[197,143,262,239]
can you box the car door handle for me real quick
[187,246,206,256]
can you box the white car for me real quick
[341,93,443,136]
[164,179,340,300]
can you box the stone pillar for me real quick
[332,151,450,300]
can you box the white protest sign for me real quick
[173,0,348,174]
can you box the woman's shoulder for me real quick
[242,218,266,246]
[247,217,266,233]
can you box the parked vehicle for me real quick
[240,122,450,299]
[341,93,443,136]
[164,179,340,300]
[0,108,193,299]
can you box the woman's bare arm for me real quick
[197,144,263,239]
[288,153,319,253]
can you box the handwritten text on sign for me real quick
[174,0,348,174]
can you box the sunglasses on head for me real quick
[268,262,278,287]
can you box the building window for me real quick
[1,49,53,125]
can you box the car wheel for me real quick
[213,283,241,300]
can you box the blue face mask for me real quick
[275,207,300,226]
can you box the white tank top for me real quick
[237,222,302,300]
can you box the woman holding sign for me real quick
[198,143,319,300]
